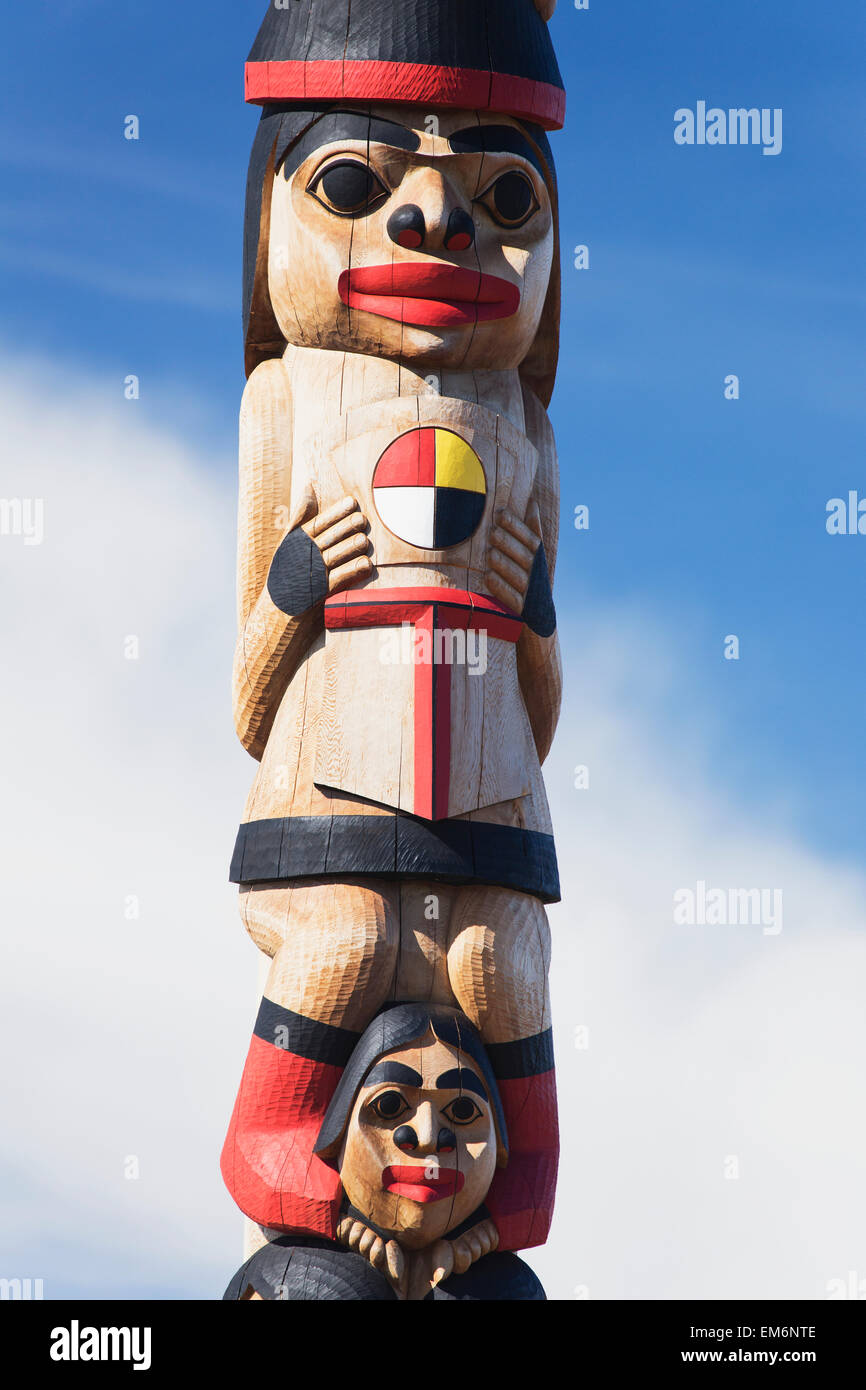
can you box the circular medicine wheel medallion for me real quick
[372,427,487,550]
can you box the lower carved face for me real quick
[338,1031,498,1250]
[267,104,554,372]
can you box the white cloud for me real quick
[0,357,254,1297]
[0,357,863,1300]
[530,617,866,1300]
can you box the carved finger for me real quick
[489,547,531,594]
[314,509,368,554]
[430,1240,454,1290]
[472,1223,493,1259]
[368,1237,387,1270]
[322,531,370,571]
[465,1231,484,1265]
[524,493,544,541]
[497,508,538,551]
[342,1220,367,1251]
[385,1240,405,1289]
[490,524,536,570]
[486,569,524,614]
[328,554,373,594]
[336,1217,355,1247]
[309,495,360,538]
[479,1219,499,1254]
[451,1237,474,1275]
[358,1225,378,1259]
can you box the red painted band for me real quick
[486,1070,559,1251]
[432,638,451,821]
[325,588,523,643]
[245,60,566,131]
[327,600,522,643]
[411,608,453,823]
[221,1035,344,1237]
[326,586,519,615]
[414,607,437,822]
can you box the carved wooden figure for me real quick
[221,0,566,1297]
[224,1006,546,1301]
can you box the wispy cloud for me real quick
[0,241,234,311]
[0,135,239,213]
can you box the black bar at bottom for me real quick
[2,1298,861,1373]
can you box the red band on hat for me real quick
[245,59,565,131]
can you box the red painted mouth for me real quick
[381,1165,466,1204]
[338,264,520,328]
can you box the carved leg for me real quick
[446,886,559,1252]
[221,878,400,1238]
[393,882,456,1006]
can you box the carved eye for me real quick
[369,1090,409,1121]
[475,170,538,229]
[442,1096,482,1126]
[308,159,389,217]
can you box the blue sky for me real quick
[3,0,863,858]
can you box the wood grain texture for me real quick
[225,83,565,1274]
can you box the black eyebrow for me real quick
[363,1062,423,1088]
[448,125,545,177]
[435,1068,488,1101]
[282,110,420,179]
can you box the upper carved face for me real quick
[338,1030,499,1250]
[267,105,555,372]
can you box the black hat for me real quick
[246,0,565,131]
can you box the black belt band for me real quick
[230,814,560,904]
[253,997,359,1067]
[486,1028,555,1079]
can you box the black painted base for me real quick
[224,1236,546,1302]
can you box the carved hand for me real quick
[487,499,543,615]
[305,495,372,595]
[406,1218,500,1300]
[338,1215,499,1301]
[337,1217,408,1298]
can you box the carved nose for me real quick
[444,208,475,252]
[437,1128,457,1153]
[394,1124,417,1152]
[387,205,425,249]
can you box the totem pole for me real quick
[222,0,565,1301]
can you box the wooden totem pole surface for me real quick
[222,0,565,1302]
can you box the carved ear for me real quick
[534,0,556,19]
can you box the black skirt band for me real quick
[230,814,560,904]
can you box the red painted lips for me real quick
[338,264,520,328]
[382,1165,466,1204]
